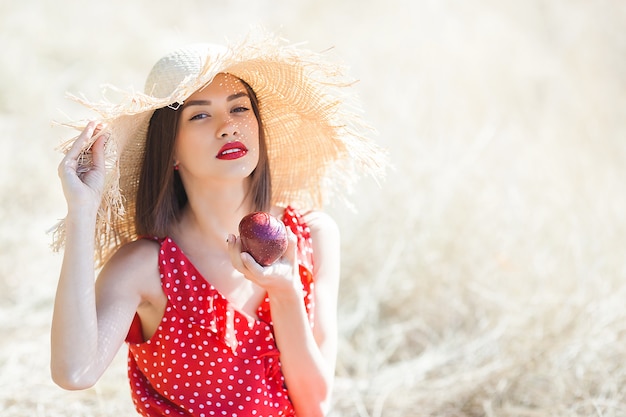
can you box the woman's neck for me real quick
[174,179,252,249]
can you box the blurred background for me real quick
[1,0,625,416]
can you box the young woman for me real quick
[51,35,386,417]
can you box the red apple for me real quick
[238,212,288,266]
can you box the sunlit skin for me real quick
[51,73,340,417]
[175,73,260,184]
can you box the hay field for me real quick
[1,0,625,416]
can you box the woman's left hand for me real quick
[227,226,300,294]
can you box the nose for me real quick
[217,117,238,138]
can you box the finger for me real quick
[89,131,109,172]
[59,122,101,177]
[240,251,264,276]
[281,226,298,265]
[226,234,247,273]
[65,121,98,159]
[91,123,105,137]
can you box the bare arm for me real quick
[269,211,340,416]
[229,210,340,416]
[50,122,152,389]
[51,240,151,389]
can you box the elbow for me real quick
[292,380,333,417]
[50,345,102,390]
[51,364,98,391]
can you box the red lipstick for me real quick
[216,141,248,160]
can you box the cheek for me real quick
[244,143,260,169]
[248,124,261,158]
[172,134,189,161]
[241,118,261,152]
[238,116,259,139]
[172,132,205,163]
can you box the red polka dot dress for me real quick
[126,207,315,416]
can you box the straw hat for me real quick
[52,30,387,266]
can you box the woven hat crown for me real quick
[144,44,227,98]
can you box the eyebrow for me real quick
[183,92,249,107]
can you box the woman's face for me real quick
[174,73,260,183]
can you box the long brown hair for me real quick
[135,77,271,237]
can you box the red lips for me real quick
[216,141,248,160]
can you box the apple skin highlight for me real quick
[238,212,288,266]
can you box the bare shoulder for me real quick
[301,210,340,281]
[98,239,161,296]
[301,210,339,238]
[106,239,160,271]
[272,205,339,243]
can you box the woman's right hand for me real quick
[58,121,109,213]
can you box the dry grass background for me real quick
[1,0,625,416]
